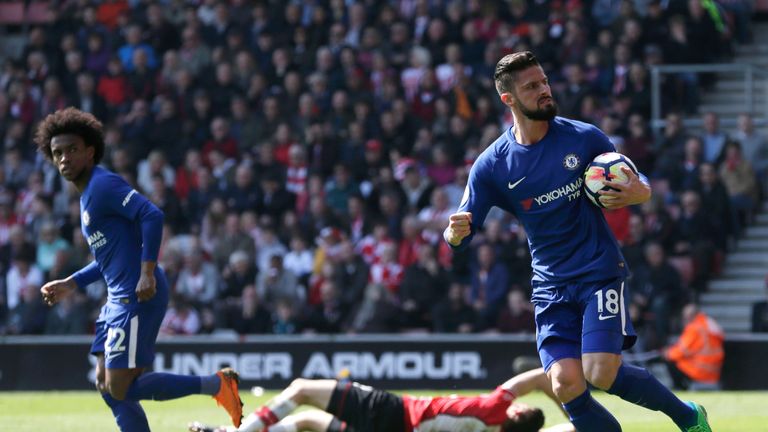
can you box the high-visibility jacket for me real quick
[666,312,725,383]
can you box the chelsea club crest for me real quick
[82,210,90,226]
[563,153,580,170]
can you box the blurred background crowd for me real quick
[0,0,765,351]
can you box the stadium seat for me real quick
[668,256,695,288]
[0,2,24,24]
[26,2,51,23]
[711,250,724,277]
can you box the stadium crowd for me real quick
[0,0,764,351]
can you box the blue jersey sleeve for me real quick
[588,124,616,156]
[96,175,165,263]
[449,150,496,251]
[72,260,102,288]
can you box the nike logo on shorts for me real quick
[598,314,617,321]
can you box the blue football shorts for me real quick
[531,277,637,371]
[90,284,169,369]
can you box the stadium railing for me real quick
[650,63,768,133]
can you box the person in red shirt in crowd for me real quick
[190,367,574,432]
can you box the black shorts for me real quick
[326,381,405,432]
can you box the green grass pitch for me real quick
[1,390,767,431]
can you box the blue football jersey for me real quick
[454,117,629,283]
[78,166,164,299]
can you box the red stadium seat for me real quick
[0,2,24,24]
[26,2,51,23]
[668,256,695,287]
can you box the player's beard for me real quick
[517,95,558,121]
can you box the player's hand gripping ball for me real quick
[583,152,638,208]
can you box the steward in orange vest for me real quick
[664,304,724,386]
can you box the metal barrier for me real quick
[650,63,768,132]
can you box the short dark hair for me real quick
[35,107,105,164]
[494,51,541,95]
[500,407,545,432]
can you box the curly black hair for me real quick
[501,407,545,432]
[34,107,105,164]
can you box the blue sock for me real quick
[607,363,696,428]
[101,392,150,432]
[562,390,621,432]
[124,372,218,401]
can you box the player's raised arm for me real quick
[444,154,495,250]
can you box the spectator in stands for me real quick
[145,3,181,54]
[4,146,33,192]
[149,174,187,233]
[160,295,201,336]
[417,187,454,243]
[719,141,758,236]
[283,235,314,287]
[203,117,239,163]
[213,213,255,270]
[257,254,303,308]
[137,150,175,196]
[72,72,108,122]
[397,215,425,268]
[621,213,647,271]
[700,112,728,164]
[670,136,705,193]
[34,220,69,279]
[733,113,768,186]
[120,98,153,161]
[623,113,654,173]
[148,96,185,166]
[695,163,734,250]
[302,280,348,334]
[220,250,257,303]
[6,279,47,335]
[186,166,219,230]
[654,112,688,181]
[44,288,88,335]
[324,164,359,218]
[479,219,515,270]
[558,63,590,118]
[400,163,433,212]
[255,225,288,273]
[496,289,536,334]
[220,284,272,335]
[470,244,510,328]
[176,248,220,308]
[631,242,688,349]
[5,242,42,316]
[272,299,300,335]
[432,282,478,334]
[333,240,368,313]
[674,190,715,291]
[223,164,260,214]
[118,24,158,72]
[399,244,449,330]
[663,304,724,390]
